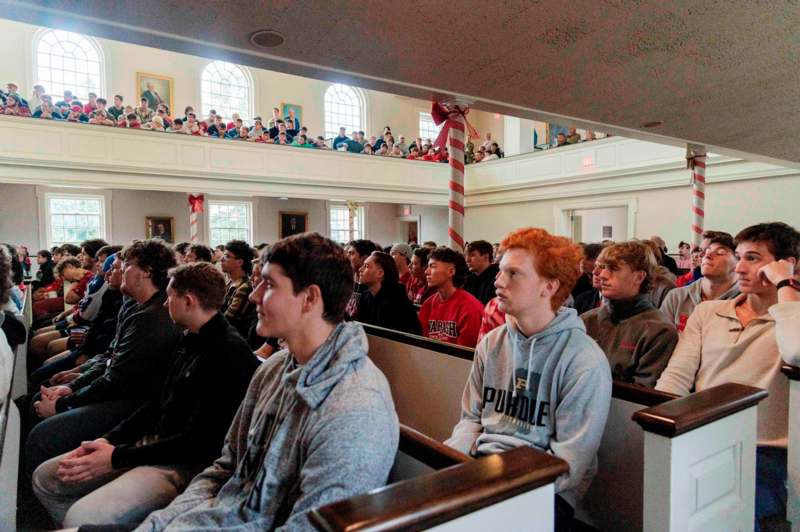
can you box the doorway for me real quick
[397,215,420,244]
[553,197,637,242]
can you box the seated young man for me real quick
[33,262,260,527]
[418,247,484,347]
[344,239,381,318]
[26,239,183,476]
[656,222,800,529]
[220,239,256,337]
[463,240,500,305]
[446,227,612,531]
[406,247,436,305]
[134,232,399,530]
[354,251,421,335]
[581,241,678,387]
[660,230,739,332]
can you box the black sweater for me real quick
[105,312,259,469]
[464,263,500,305]
[355,282,422,335]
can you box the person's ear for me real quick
[633,270,647,286]
[543,278,560,299]
[302,284,323,315]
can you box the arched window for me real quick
[324,84,364,140]
[34,29,104,101]
[200,61,253,121]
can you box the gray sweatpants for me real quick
[32,452,200,527]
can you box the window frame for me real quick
[206,199,254,247]
[324,84,366,140]
[200,60,254,122]
[32,28,106,103]
[328,203,365,244]
[419,111,441,143]
[43,191,108,249]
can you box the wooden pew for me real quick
[0,342,22,531]
[11,285,30,400]
[311,423,568,531]
[363,323,768,531]
[783,364,800,531]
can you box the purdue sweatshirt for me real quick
[445,308,612,508]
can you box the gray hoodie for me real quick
[445,308,612,508]
[136,322,399,531]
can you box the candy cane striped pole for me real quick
[691,155,706,247]
[448,115,466,252]
[190,210,198,243]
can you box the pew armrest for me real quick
[782,364,800,381]
[632,382,768,437]
[399,424,471,470]
[309,446,568,531]
[613,380,677,407]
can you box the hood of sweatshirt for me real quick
[283,321,369,409]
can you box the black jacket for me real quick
[464,263,500,306]
[1,311,26,348]
[661,254,679,276]
[571,273,594,298]
[355,283,422,335]
[79,289,124,356]
[574,289,602,316]
[105,312,259,469]
[57,290,182,413]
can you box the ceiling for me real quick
[4,0,800,168]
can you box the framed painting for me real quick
[280,102,302,129]
[145,216,175,243]
[279,211,308,239]
[136,72,174,114]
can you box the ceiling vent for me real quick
[250,30,285,48]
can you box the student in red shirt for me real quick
[406,247,436,305]
[418,247,484,347]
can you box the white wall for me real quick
[0,182,445,250]
[574,207,628,242]
[465,174,800,251]
[0,18,504,146]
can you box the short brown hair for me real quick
[702,230,735,252]
[267,233,352,323]
[121,239,177,290]
[55,257,82,276]
[734,223,800,260]
[597,241,657,294]
[168,262,226,311]
[500,227,583,311]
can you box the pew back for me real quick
[365,325,473,441]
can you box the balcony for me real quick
[0,116,792,206]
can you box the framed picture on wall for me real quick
[145,216,175,243]
[136,72,174,115]
[279,211,307,239]
[280,103,302,130]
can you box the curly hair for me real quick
[0,245,11,306]
[121,239,177,290]
[500,227,584,311]
[597,241,657,294]
[428,247,469,288]
[267,232,352,323]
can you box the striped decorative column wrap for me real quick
[448,115,466,252]
[690,155,706,247]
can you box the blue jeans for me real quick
[28,348,82,390]
[25,398,141,478]
[755,446,787,531]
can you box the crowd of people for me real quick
[1,219,798,530]
[0,82,508,164]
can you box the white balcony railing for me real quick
[0,116,793,206]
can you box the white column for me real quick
[503,116,538,156]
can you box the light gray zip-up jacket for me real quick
[136,322,399,531]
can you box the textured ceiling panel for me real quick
[3,0,799,166]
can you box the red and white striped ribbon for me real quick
[691,155,706,247]
[190,211,198,243]
[447,116,466,252]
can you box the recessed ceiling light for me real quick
[250,30,285,48]
[278,197,289,200]
[642,120,663,128]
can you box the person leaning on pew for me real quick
[656,222,800,531]
[445,227,612,532]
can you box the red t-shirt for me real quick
[418,288,484,347]
[477,296,506,342]
[71,271,94,300]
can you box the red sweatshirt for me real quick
[418,288,484,347]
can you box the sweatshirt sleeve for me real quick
[632,321,678,388]
[418,300,430,337]
[550,356,612,496]
[444,339,487,454]
[456,300,483,348]
[769,301,800,366]
[655,307,704,395]
[276,395,399,531]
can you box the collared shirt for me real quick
[656,294,788,446]
[660,280,740,332]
